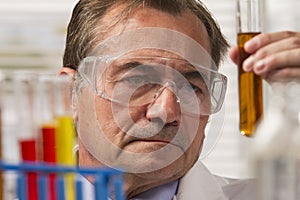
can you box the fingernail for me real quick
[254,60,265,72]
[243,56,254,72]
[245,37,259,52]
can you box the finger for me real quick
[244,31,300,53]
[264,67,300,83]
[243,37,300,71]
[252,48,300,76]
[229,46,239,64]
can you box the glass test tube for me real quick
[54,76,76,200]
[236,0,263,136]
[13,72,38,200]
[37,74,58,200]
[0,72,22,200]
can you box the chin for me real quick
[135,154,189,182]
[114,142,187,174]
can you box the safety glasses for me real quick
[78,55,227,116]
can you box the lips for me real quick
[128,138,170,144]
[124,133,186,153]
[119,121,190,153]
[126,123,176,140]
[128,139,170,148]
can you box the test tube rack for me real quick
[0,161,124,200]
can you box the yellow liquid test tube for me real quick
[236,0,263,136]
[55,115,76,200]
[238,32,263,136]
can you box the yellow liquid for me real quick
[55,115,76,200]
[238,32,263,137]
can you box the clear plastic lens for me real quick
[78,56,227,115]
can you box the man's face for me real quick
[77,6,211,181]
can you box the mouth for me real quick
[128,139,169,146]
[120,123,187,153]
[123,137,184,154]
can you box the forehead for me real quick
[106,57,197,78]
[108,50,198,73]
[99,4,211,55]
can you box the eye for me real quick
[178,81,209,104]
[120,76,147,87]
[180,82,202,93]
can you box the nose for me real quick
[146,87,181,125]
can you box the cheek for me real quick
[198,115,209,133]
[169,116,207,175]
[96,95,146,124]
[186,116,208,159]
[94,97,146,139]
[196,116,208,145]
[94,97,121,140]
[95,97,114,124]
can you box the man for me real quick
[59,0,300,199]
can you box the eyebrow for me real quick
[109,61,142,75]
[183,70,209,84]
[108,58,210,81]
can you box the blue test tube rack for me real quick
[0,161,124,200]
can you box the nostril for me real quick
[146,102,181,126]
[146,84,181,125]
[148,117,165,126]
[170,120,179,126]
[146,104,167,123]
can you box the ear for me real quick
[58,67,79,124]
[58,67,77,78]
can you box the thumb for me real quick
[229,46,239,65]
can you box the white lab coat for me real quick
[174,161,255,200]
[80,161,255,200]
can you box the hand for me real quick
[229,31,300,82]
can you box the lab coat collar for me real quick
[174,161,227,200]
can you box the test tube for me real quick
[236,0,263,136]
[54,76,76,200]
[36,74,58,200]
[0,72,22,200]
[13,72,38,200]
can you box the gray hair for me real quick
[63,0,229,70]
